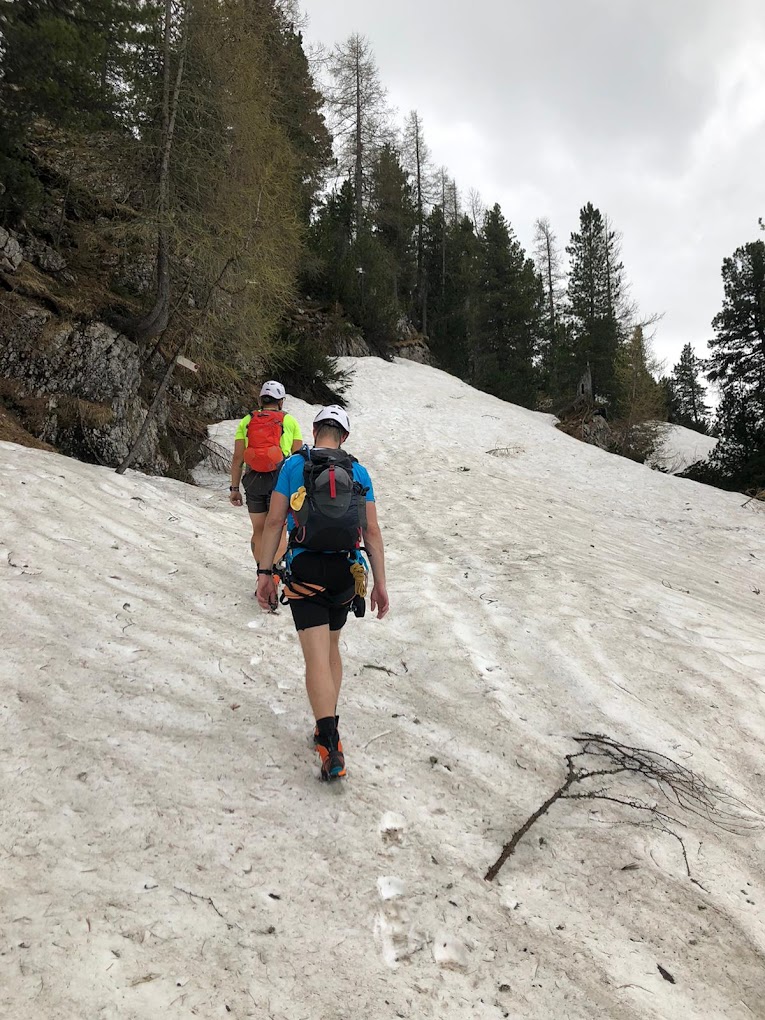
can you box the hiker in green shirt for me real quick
[229,381,303,569]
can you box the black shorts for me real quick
[285,552,356,632]
[243,469,280,514]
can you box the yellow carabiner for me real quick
[290,486,307,512]
[350,561,367,598]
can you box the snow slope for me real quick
[649,424,718,475]
[1,357,765,1020]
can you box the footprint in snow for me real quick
[432,932,469,971]
[379,811,406,846]
[374,876,417,967]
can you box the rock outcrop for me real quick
[0,228,23,274]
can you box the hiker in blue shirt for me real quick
[257,405,389,781]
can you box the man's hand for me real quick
[229,488,243,507]
[370,583,390,620]
[257,574,278,612]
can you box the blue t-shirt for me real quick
[274,449,375,553]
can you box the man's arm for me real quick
[256,492,289,610]
[362,502,389,619]
[285,414,304,455]
[229,439,246,506]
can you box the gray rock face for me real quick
[332,332,372,358]
[394,340,432,365]
[0,228,23,273]
[0,305,172,472]
[22,237,68,274]
[582,414,612,450]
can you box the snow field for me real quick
[0,356,764,1019]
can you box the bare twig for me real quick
[361,730,392,750]
[362,664,397,676]
[485,733,758,882]
[173,886,237,927]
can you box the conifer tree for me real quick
[533,216,573,403]
[402,110,434,332]
[423,209,479,377]
[566,202,624,404]
[703,239,765,490]
[0,0,138,220]
[475,204,541,407]
[668,344,710,432]
[368,142,416,306]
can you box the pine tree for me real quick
[708,241,765,389]
[0,0,138,220]
[304,181,355,302]
[703,239,765,491]
[423,209,479,377]
[474,204,541,407]
[566,202,624,404]
[706,383,765,489]
[368,142,416,307]
[668,344,710,432]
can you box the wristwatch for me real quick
[229,486,240,491]
[257,568,274,576]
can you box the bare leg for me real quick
[249,511,266,564]
[329,630,343,710]
[297,625,336,720]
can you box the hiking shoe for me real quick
[313,717,341,747]
[317,743,346,781]
[315,726,345,781]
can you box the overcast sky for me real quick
[299,0,765,369]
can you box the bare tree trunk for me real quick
[131,0,188,344]
[115,348,181,475]
[415,119,424,330]
[440,170,447,299]
[604,215,614,320]
[354,41,363,228]
[545,230,555,331]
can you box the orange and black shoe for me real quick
[313,715,340,745]
[315,731,346,781]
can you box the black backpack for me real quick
[289,448,368,553]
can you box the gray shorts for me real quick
[242,469,280,514]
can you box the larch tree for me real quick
[533,216,571,402]
[613,325,666,462]
[325,33,388,226]
[402,110,435,332]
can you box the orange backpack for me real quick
[244,410,286,473]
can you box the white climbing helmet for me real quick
[314,405,351,434]
[260,380,286,400]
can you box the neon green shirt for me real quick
[235,411,302,458]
